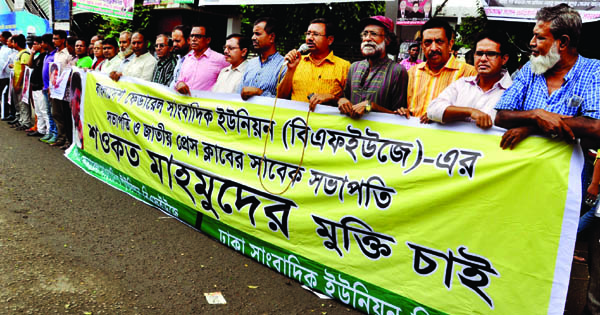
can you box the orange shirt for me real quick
[291,51,350,102]
[407,55,477,117]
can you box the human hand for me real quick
[420,112,430,124]
[284,49,301,70]
[532,109,574,141]
[470,109,493,129]
[395,107,410,118]
[241,87,263,100]
[350,100,369,119]
[587,183,599,205]
[109,71,122,82]
[338,98,353,115]
[308,93,333,112]
[500,126,533,150]
[175,81,190,95]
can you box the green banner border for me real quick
[66,146,445,315]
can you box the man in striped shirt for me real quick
[277,18,350,111]
[407,18,476,123]
[338,16,408,119]
[240,17,286,100]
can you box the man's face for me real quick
[32,41,41,53]
[360,25,387,59]
[305,23,331,54]
[131,33,146,56]
[400,1,406,10]
[412,3,419,12]
[409,46,419,59]
[424,2,431,12]
[155,36,170,59]
[7,38,12,49]
[224,37,245,66]
[252,22,274,52]
[41,41,49,51]
[529,21,561,74]
[75,40,87,56]
[474,38,507,77]
[52,35,64,49]
[171,29,188,56]
[190,26,210,53]
[422,27,453,69]
[119,33,131,52]
[93,41,103,58]
[103,44,117,59]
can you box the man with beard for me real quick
[240,17,286,100]
[407,18,476,123]
[110,31,156,82]
[173,25,228,94]
[117,31,133,71]
[212,34,250,93]
[493,5,600,315]
[152,34,177,86]
[168,25,190,88]
[427,30,511,129]
[338,16,408,118]
[277,18,350,111]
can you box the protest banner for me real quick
[66,71,582,315]
[72,0,134,20]
[484,0,600,22]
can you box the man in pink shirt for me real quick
[174,25,228,94]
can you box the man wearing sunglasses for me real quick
[152,34,177,86]
[174,25,228,95]
[427,30,511,129]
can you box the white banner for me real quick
[199,0,392,5]
[484,0,600,23]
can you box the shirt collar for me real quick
[466,69,512,89]
[302,51,335,64]
[563,55,582,83]
[186,47,213,59]
[417,54,460,72]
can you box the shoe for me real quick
[25,127,35,132]
[16,125,29,131]
[8,119,19,125]
[60,141,71,150]
[1,115,14,121]
[10,123,19,128]
[50,139,65,147]
[46,135,58,144]
[39,134,52,142]
[27,131,43,137]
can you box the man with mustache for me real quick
[427,30,511,129]
[174,25,228,95]
[168,25,190,89]
[493,5,600,315]
[240,17,286,100]
[212,34,250,93]
[151,34,177,86]
[338,16,408,118]
[277,18,350,111]
[110,31,157,82]
[407,18,476,123]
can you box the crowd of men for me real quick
[1,3,599,312]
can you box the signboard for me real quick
[397,0,433,25]
[54,0,71,21]
[198,0,392,4]
[72,0,134,20]
[484,0,600,22]
[67,71,582,315]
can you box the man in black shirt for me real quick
[27,36,48,137]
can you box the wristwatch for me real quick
[365,100,372,113]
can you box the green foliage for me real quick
[455,0,487,49]
[73,2,152,40]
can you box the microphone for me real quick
[283,43,310,65]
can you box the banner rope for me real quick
[258,63,310,196]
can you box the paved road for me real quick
[0,121,359,314]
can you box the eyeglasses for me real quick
[223,46,239,51]
[475,51,502,58]
[360,31,385,39]
[155,43,167,48]
[190,34,208,39]
[305,32,327,38]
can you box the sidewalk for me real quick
[565,239,590,314]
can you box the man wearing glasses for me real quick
[212,34,250,93]
[277,18,350,111]
[407,18,476,123]
[174,25,228,95]
[427,30,511,129]
[338,16,408,119]
[152,34,177,86]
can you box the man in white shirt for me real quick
[427,30,511,129]
[110,31,157,82]
[0,31,13,120]
[212,34,250,93]
[100,37,121,74]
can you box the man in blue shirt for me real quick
[494,5,600,315]
[239,17,286,100]
[495,4,600,149]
